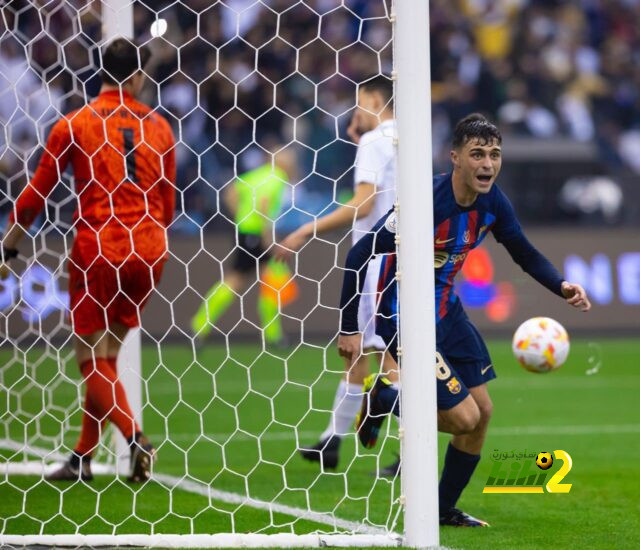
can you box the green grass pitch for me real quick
[1,338,639,549]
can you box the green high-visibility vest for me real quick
[234,164,287,235]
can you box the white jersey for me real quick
[352,119,396,245]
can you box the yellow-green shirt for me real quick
[235,164,287,235]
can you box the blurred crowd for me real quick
[1,0,639,231]
[430,0,640,176]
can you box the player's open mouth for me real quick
[476,175,492,184]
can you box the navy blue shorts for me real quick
[380,300,495,410]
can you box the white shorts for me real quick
[358,256,386,350]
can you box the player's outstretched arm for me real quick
[500,234,591,312]
[274,182,376,261]
[561,281,591,312]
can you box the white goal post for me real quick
[0,0,438,547]
[395,0,439,547]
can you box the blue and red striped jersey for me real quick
[340,172,564,339]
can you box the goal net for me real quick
[0,0,435,546]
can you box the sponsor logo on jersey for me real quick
[434,251,449,268]
[450,252,468,265]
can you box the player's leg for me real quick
[47,261,114,482]
[257,259,296,345]
[437,307,494,527]
[191,232,263,339]
[299,350,379,469]
[257,287,282,344]
[439,384,492,527]
[370,350,401,478]
[46,329,121,481]
[438,397,481,435]
[300,260,386,467]
[45,330,111,482]
[357,344,477,447]
[357,335,487,523]
[191,270,244,338]
[110,260,173,482]
[105,321,154,467]
[450,384,492,454]
[73,328,140,441]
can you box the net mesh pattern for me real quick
[0,0,402,539]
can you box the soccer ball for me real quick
[536,452,553,470]
[512,317,570,373]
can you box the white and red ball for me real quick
[512,317,570,373]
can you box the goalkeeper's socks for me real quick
[75,392,107,456]
[439,442,481,512]
[191,282,235,337]
[320,380,363,441]
[79,358,140,441]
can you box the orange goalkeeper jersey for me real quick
[11,90,176,265]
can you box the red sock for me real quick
[74,393,107,457]
[79,358,140,441]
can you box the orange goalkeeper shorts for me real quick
[68,257,165,336]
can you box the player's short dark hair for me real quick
[359,74,394,108]
[101,38,150,85]
[452,113,502,149]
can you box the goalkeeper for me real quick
[1,39,176,483]
[191,146,298,346]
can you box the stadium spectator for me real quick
[2,0,640,228]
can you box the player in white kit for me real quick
[276,75,397,470]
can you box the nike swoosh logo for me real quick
[435,237,455,245]
[481,365,493,376]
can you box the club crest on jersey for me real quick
[463,230,471,244]
[384,212,397,233]
[447,376,462,394]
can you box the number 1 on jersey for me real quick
[118,127,137,183]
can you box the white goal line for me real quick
[0,534,403,548]
[0,440,390,537]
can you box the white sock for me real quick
[320,380,364,440]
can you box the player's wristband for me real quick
[1,246,18,261]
